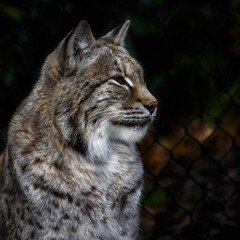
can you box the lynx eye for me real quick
[112,76,126,85]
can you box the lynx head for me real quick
[43,20,157,156]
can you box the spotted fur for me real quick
[0,20,157,240]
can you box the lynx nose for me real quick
[145,101,158,114]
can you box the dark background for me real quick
[1,0,240,239]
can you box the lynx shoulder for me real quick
[0,20,157,240]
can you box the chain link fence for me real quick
[1,0,240,239]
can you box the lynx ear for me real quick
[103,19,130,47]
[62,20,95,65]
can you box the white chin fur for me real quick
[109,123,149,143]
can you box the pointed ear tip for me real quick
[76,20,91,29]
[124,19,131,27]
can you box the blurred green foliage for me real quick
[142,187,168,206]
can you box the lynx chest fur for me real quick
[0,20,157,240]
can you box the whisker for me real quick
[83,110,116,126]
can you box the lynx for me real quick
[0,20,157,240]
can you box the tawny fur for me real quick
[0,20,157,240]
